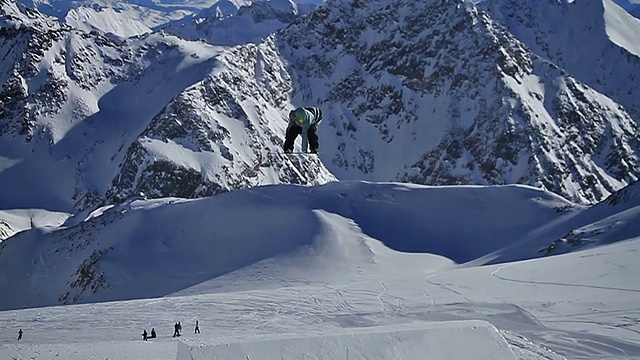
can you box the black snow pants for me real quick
[283,125,319,153]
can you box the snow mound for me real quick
[176,320,516,360]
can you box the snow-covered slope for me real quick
[64,5,151,39]
[2,181,632,310]
[0,181,638,359]
[471,180,640,265]
[614,0,640,18]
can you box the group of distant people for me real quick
[141,321,200,341]
[15,321,201,342]
[141,328,156,341]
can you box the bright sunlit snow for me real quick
[604,0,640,57]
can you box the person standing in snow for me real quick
[142,329,148,341]
[17,329,23,340]
[173,323,180,337]
[194,320,200,334]
[150,328,156,339]
[283,107,323,154]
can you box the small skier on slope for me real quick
[283,107,323,154]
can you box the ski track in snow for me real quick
[492,264,640,293]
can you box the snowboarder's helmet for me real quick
[293,108,306,125]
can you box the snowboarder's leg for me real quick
[308,126,319,154]
[284,126,301,153]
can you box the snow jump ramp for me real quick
[177,320,516,360]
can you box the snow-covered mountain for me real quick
[1,1,639,358]
[16,0,316,36]
[0,0,335,215]
[2,0,638,218]
[479,0,640,123]
[16,0,226,28]
[1,0,639,244]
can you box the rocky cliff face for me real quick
[106,39,336,204]
[275,0,639,204]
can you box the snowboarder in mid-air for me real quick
[283,107,323,154]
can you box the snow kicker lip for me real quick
[176,320,515,360]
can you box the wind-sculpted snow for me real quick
[0,209,71,242]
[64,6,151,39]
